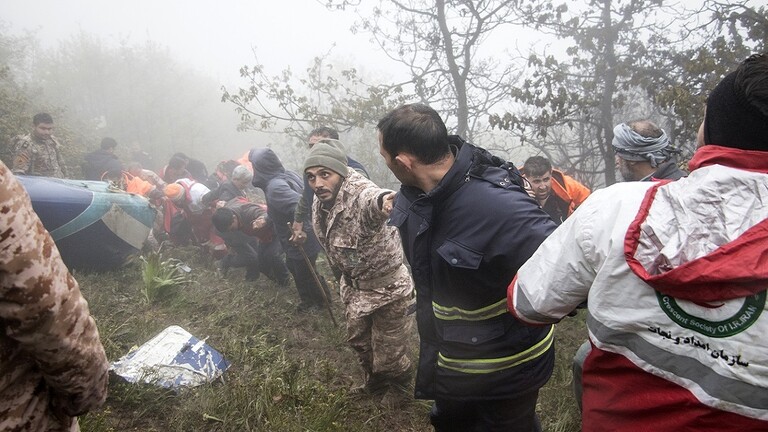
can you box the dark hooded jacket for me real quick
[249,148,321,259]
[202,181,244,206]
[83,149,122,180]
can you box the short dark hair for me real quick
[704,53,768,151]
[523,156,552,177]
[376,104,450,165]
[172,152,189,162]
[737,53,768,117]
[33,113,53,125]
[308,126,339,140]
[212,208,236,232]
[168,155,187,170]
[100,137,118,150]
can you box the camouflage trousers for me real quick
[346,296,413,381]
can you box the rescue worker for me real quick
[202,165,252,206]
[249,147,328,311]
[613,120,687,181]
[377,104,557,431]
[212,198,290,285]
[521,155,591,225]
[163,178,220,251]
[83,137,122,180]
[510,53,768,431]
[302,140,414,401]
[291,126,368,249]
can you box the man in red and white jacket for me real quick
[509,53,768,431]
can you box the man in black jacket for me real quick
[249,148,328,311]
[378,104,557,431]
[83,137,122,180]
[212,198,290,284]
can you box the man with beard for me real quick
[291,126,368,247]
[11,113,68,178]
[303,140,414,402]
[613,120,687,181]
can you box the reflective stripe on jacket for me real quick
[390,137,557,400]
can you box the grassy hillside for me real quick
[75,245,584,431]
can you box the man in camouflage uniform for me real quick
[0,160,109,431]
[11,112,68,178]
[301,139,414,399]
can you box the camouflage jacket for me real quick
[311,169,413,318]
[0,162,108,431]
[11,133,68,178]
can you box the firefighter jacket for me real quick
[510,145,768,430]
[389,136,557,400]
[311,169,412,319]
[0,162,108,431]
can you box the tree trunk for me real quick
[599,0,617,186]
[436,0,469,138]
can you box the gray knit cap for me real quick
[303,139,348,177]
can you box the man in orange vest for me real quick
[521,156,591,225]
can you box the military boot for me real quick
[350,373,388,396]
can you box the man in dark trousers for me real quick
[212,198,290,284]
[378,103,557,431]
[249,147,328,311]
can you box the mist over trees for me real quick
[226,0,765,188]
[0,27,252,176]
[1,1,764,188]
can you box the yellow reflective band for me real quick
[437,325,554,374]
[432,298,508,321]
